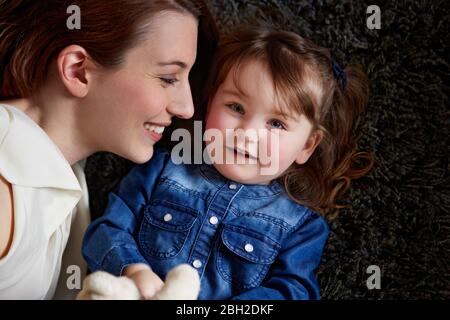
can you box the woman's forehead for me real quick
[134,11,199,67]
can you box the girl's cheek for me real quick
[205,105,218,130]
[265,131,282,156]
[206,108,231,131]
[269,134,295,167]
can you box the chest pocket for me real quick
[216,224,281,289]
[138,200,198,259]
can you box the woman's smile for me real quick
[144,122,169,142]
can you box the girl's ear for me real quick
[57,45,95,98]
[295,130,323,165]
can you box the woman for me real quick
[0,0,217,299]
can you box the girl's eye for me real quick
[227,103,245,114]
[159,77,179,86]
[269,119,286,130]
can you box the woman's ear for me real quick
[295,130,323,165]
[57,45,94,98]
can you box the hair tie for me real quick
[332,60,347,89]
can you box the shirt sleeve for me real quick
[231,211,330,300]
[82,149,171,276]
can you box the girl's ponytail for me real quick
[282,59,374,218]
[317,63,374,216]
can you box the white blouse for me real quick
[0,104,91,299]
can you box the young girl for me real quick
[82,26,373,300]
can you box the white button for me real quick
[244,243,254,253]
[163,213,172,222]
[192,259,202,269]
[229,184,237,190]
[209,216,219,225]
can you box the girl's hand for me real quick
[123,263,164,299]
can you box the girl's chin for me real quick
[212,163,263,185]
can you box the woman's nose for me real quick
[167,81,195,120]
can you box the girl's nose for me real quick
[234,126,260,148]
[236,120,267,143]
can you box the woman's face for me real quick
[84,11,198,163]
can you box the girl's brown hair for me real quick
[208,26,374,217]
[0,0,218,104]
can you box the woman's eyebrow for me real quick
[157,61,188,69]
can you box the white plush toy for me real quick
[77,264,200,300]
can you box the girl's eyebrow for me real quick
[221,88,249,99]
[222,87,297,120]
[272,108,298,121]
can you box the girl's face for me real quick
[205,60,321,185]
[83,11,198,163]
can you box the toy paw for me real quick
[76,271,141,300]
[152,264,200,300]
[76,264,200,300]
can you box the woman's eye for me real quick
[269,119,286,130]
[227,103,245,114]
[159,77,178,86]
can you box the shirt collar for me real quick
[0,104,82,192]
[198,163,284,198]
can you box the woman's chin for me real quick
[127,146,154,164]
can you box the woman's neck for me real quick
[3,95,96,165]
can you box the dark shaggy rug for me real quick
[85,0,450,299]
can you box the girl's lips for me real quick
[225,146,259,162]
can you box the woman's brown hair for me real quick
[207,26,374,218]
[0,0,218,104]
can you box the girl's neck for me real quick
[3,94,96,166]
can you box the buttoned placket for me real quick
[188,182,243,275]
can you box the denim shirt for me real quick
[82,149,329,300]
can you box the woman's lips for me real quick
[144,122,166,142]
